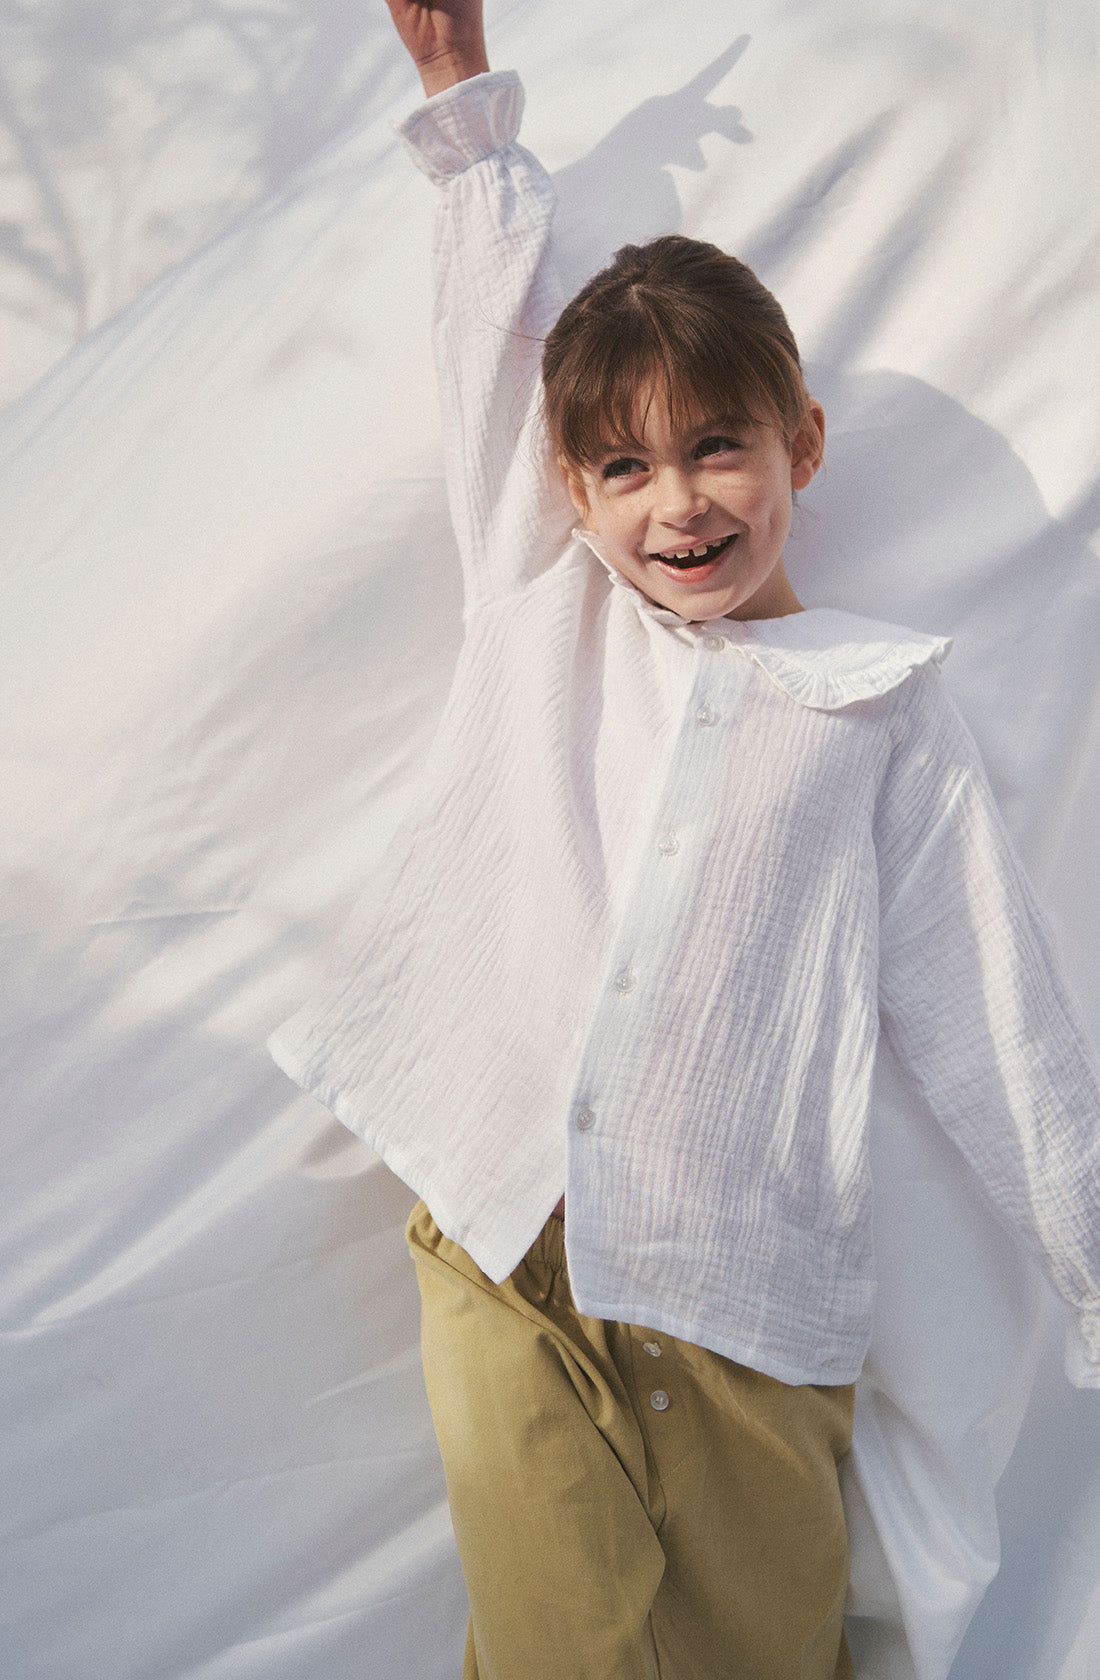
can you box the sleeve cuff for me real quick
[1065,1311,1100,1389]
[395,69,524,186]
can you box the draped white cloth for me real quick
[1,4,1098,1678]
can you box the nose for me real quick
[652,466,708,525]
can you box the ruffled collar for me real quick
[574,528,951,711]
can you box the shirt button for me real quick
[695,701,717,727]
[642,1341,661,1357]
[575,1107,596,1132]
[614,967,636,993]
[650,1390,670,1411]
[657,832,679,856]
[703,634,725,652]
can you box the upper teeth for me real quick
[662,539,724,560]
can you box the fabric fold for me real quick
[738,608,952,711]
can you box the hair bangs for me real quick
[542,234,815,474]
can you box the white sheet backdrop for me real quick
[1,3,1099,1677]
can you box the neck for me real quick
[728,560,803,622]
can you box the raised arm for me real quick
[385,0,578,603]
[384,0,490,96]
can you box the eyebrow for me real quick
[587,439,648,467]
[687,414,757,439]
[589,415,757,463]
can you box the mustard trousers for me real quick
[408,1202,854,1680]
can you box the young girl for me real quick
[270,3,1100,1675]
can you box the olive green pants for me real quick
[408,1202,854,1680]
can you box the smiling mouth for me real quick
[648,535,735,570]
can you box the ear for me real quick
[790,402,825,491]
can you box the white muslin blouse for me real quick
[270,71,1100,1388]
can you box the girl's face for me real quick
[564,394,825,622]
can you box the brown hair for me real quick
[542,235,814,471]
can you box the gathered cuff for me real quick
[395,69,524,185]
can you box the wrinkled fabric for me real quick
[271,74,1100,1391]
[409,1201,855,1680]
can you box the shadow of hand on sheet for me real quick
[551,37,751,293]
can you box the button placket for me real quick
[568,642,740,1184]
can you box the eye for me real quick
[601,456,647,480]
[694,434,741,459]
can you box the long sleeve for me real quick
[874,664,1100,1386]
[396,71,577,606]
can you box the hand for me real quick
[384,0,490,97]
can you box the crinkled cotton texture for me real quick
[270,72,1100,1388]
